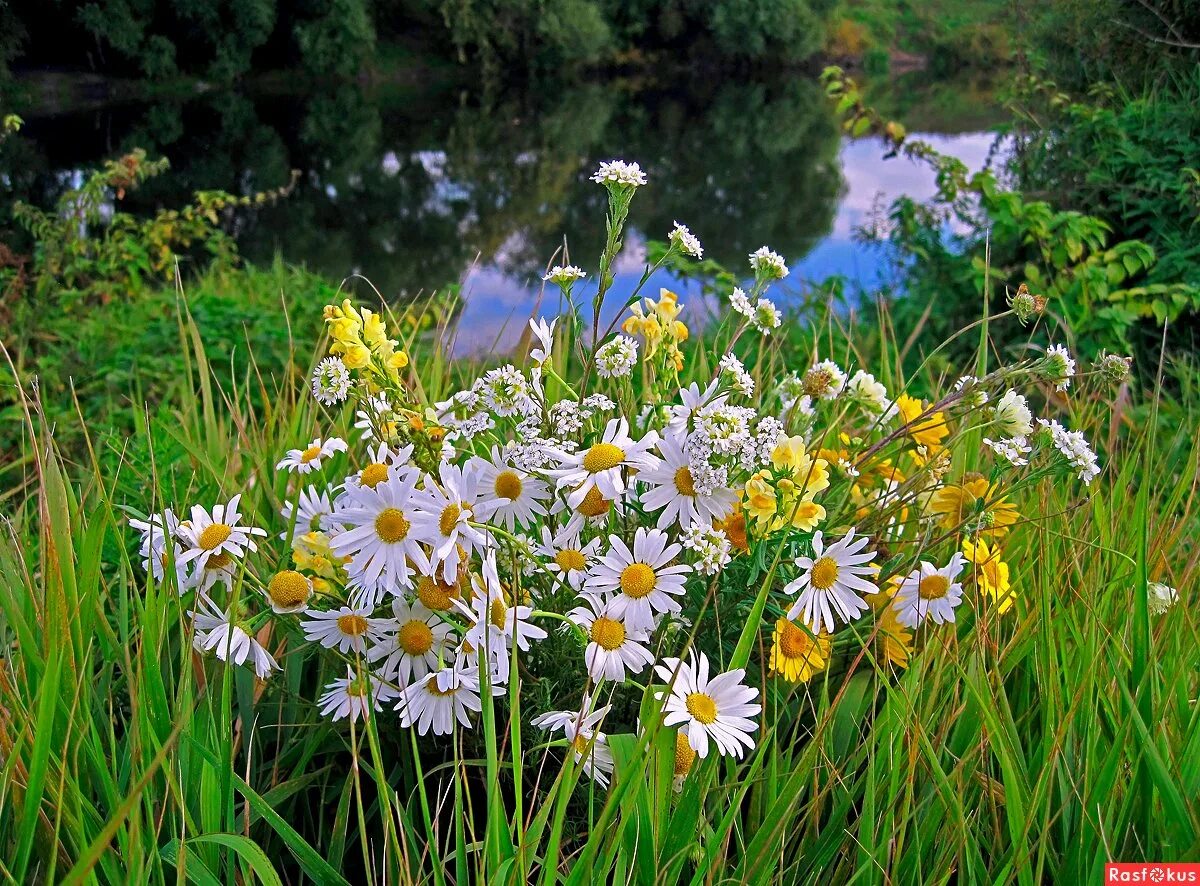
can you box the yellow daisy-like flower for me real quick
[929,476,1019,538]
[895,394,950,449]
[962,538,1013,613]
[714,501,750,554]
[769,619,831,683]
[876,605,914,669]
[743,472,778,524]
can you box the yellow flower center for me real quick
[674,466,696,497]
[810,557,840,590]
[494,470,523,500]
[918,574,951,600]
[590,616,626,650]
[555,549,586,572]
[572,733,593,755]
[397,620,434,655]
[300,445,323,464]
[674,730,696,775]
[577,485,611,518]
[582,443,625,474]
[346,676,370,698]
[375,508,410,543]
[619,563,657,599]
[426,679,458,697]
[439,504,462,537]
[337,614,369,636]
[685,692,718,724]
[267,570,310,607]
[416,575,457,611]
[489,597,508,630]
[205,551,233,570]
[360,462,389,488]
[198,523,232,551]
[778,621,815,660]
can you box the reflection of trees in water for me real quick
[3,76,842,296]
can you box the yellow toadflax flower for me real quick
[622,289,689,370]
[323,299,411,382]
[895,393,950,450]
[962,537,1013,613]
[769,618,831,683]
[929,475,1019,539]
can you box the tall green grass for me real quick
[0,289,1197,883]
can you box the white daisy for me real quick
[302,605,391,654]
[529,316,556,365]
[176,495,267,574]
[535,526,601,591]
[668,379,727,429]
[276,436,348,474]
[340,441,417,497]
[411,461,489,582]
[454,552,546,684]
[531,696,615,787]
[263,569,314,614]
[367,598,454,685]
[567,596,654,683]
[471,448,550,531]
[783,528,878,633]
[190,601,277,679]
[893,553,967,627]
[655,652,760,759]
[637,426,736,530]
[328,470,428,603]
[280,485,336,537]
[583,527,691,632]
[546,417,660,511]
[397,664,482,736]
[130,509,188,585]
[318,667,399,723]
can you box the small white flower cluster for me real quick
[749,246,789,280]
[543,265,586,286]
[312,357,352,406]
[719,352,755,396]
[590,159,647,188]
[680,525,732,575]
[728,286,782,335]
[1044,344,1076,392]
[1038,418,1101,485]
[596,336,639,378]
[669,221,703,259]
[984,436,1032,467]
[993,390,1034,437]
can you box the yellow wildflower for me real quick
[876,605,913,669]
[929,475,1019,538]
[769,619,831,683]
[962,538,1013,613]
[895,394,949,449]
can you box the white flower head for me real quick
[312,356,352,406]
[302,605,391,654]
[1037,418,1100,485]
[752,298,782,334]
[1148,581,1179,615]
[596,336,638,378]
[543,265,586,286]
[893,553,967,627]
[783,528,878,633]
[655,652,760,758]
[846,370,894,415]
[719,352,755,397]
[590,159,647,188]
[190,601,277,679]
[984,436,1031,467]
[529,317,557,365]
[567,595,654,683]
[749,246,789,280]
[536,526,601,591]
[993,390,1034,437]
[396,664,482,736]
[804,360,847,401]
[318,667,399,723]
[368,597,454,685]
[176,494,267,575]
[472,447,550,531]
[531,696,615,786]
[680,525,732,575]
[1044,344,1076,392]
[545,417,660,511]
[281,485,336,537]
[638,425,736,530]
[411,461,489,582]
[669,221,703,259]
[730,287,753,318]
[583,527,690,632]
[276,436,348,475]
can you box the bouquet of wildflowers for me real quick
[130,160,1128,811]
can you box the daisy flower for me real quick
[769,619,831,683]
[411,461,489,582]
[264,569,314,614]
[190,602,277,679]
[584,527,691,632]
[280,485,336,536]
[176,495,267,575]
[396,664,482,736]
[567,596,654,683]
[531,696,615,786]
[536,526,601,591]
[368,597,453,685]
[529,317,556,364]
[302,605,390,654]
[783,529,878,632]
[655,652,760,758]
[455,553,547,684]
[276,436,348,474]
[318,667,399,723]
[893,553,967,627]
[342,442,417,495]
[637,426,736,530]
[328,470,428,601]
[130,509,187,585]
[472,448,549,531]
[546,417,660,511]
[668,379,726,429]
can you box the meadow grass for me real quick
[0,280,1197,884]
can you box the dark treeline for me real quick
[3,0,839,82]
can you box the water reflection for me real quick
[3,74,1002,354]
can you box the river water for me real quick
[5,71,1005,354]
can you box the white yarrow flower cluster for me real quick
[543,265,586,285]
[669,221,703,259]
[749,246,789,280]
[680,525,732,575]
[1038,418,1101,485]
[596,336,639,378]
[590,159,647,187]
